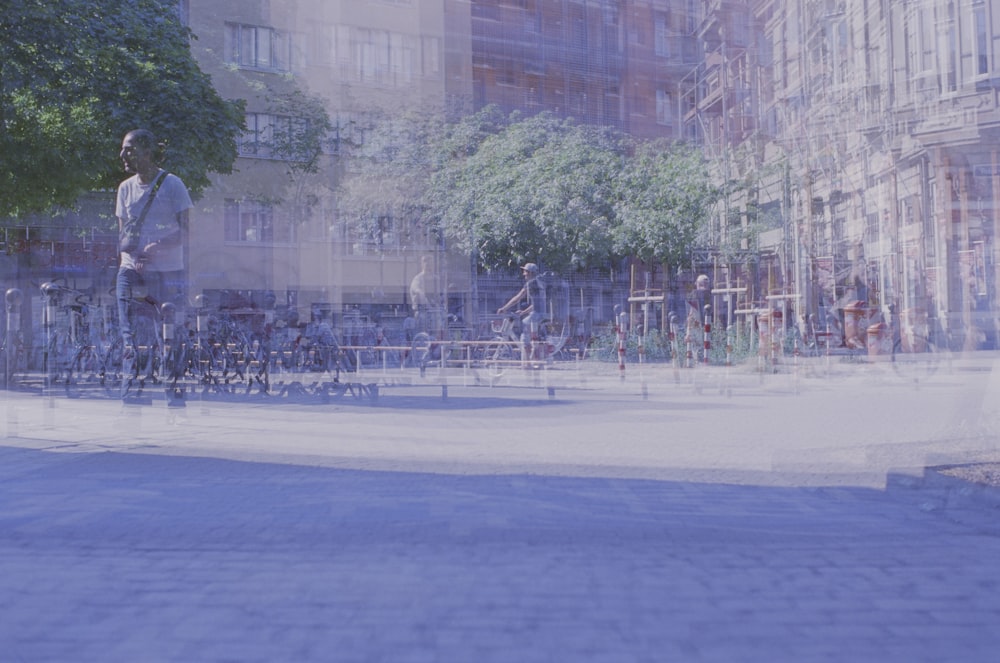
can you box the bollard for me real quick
[194,294,209,336]
[771,309,783,367]
[668,313,678,364]
[161,302,185,407]
[725,325,734,367]
[160,300,176,378]
[40,282,60,386]
[756,310,769,373]
[616,310,628,380]
[702,305,712,366]
[161,302,176,346]
[685,317,694,368]
[4,288,22,390]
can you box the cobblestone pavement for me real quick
[1,358,998,662]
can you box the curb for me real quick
[887,464,1000,533]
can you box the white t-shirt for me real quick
[116,170,193,272]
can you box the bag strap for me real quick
[130,170,168,236]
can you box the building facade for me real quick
[469,0,700,140]
[181,0,699,331]
[183,0,461,324]
[685,0,1000,350]
[8,0,996,353]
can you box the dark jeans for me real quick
[116,267,185,346]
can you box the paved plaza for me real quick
[1,358,999,662]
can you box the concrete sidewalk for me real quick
[1,359,999,662]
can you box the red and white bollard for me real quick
[617,310,628,379]
[685,319,694,368]
[702,305,711,366]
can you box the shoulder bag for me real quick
[119,171,168,254]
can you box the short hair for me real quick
[125,129,157,151]
[124,129,165,163]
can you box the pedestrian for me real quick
[497,262,547,364]
[687,274,711,323]
[116,129,193,396]
[409,255,439,333]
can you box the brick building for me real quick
[684,0,1000,350]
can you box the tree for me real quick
[337,107,452,248]
[255,88,334,222]
[0,0,245,217]
[341,107,719,275]
[612,140,720,269]
[434,111,622,273]
[337,105,505,251]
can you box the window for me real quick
[240,113,310,161]
[632,86,647,116]
[422,36,441,76]
[685,0,697,34]
[390,33,415,85]
[918,8,934,74]
[655,15,670,58]
[974,3,989,76]
[224,200,295,244]
[315,24,336,66]
[656,89,672,125]
[225,23,293,72]
[731,9,749,48]
[354,28,376,81]
[942,2,956,93]
[833,20,849,86]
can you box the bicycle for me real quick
[114,294,162,400]
[479,313,524,377]
[0,303,28,390]
[339,308,379,368]
[292,319,346,374]
[37,281,120,397]
[186,310,261,392]
[407,306,449,371]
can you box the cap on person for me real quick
[522,263,538,273]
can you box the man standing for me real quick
[409,255,439,333]
[116,129,192,396]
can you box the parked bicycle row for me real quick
[0,281,586,400]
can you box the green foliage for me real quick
[263,89,333,177]
[588,324,758,366]
[1,0,245,217]
[612,140,721,267]
[589,327,676,363]
[341,106,719,272]
[338,107,454,242]
[435,111,622,272]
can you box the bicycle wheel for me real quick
[46,329,75,385]
[484,341,514,378]
[186,344,216,384]
[0,332,27,390]
[101,337,125,397]
[357,328,378,367]
[410,332,432,369]
[161,338,189,386]
[65,345,102,397]
[891,337,939,381]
